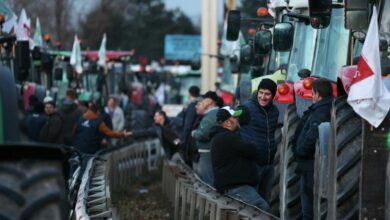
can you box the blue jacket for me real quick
[292,96,333,172]
[240,96,279,165]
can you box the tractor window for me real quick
[353,40,363,59]
[268,50,289,73]
[286,22,317,82]
[311,8,350,81]
[380,0,390,51]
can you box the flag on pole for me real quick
[0,1,17,33]
[347,6,390,127]
[98,33,107,67]
[33,17,43,47]
[15,9,35,49]
[70,35,83,74]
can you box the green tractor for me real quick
[0,47,70,219]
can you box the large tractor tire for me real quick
[280,104,301,220]
[0,160,68,220]
[327,96,362,220]
[270,126,282,216]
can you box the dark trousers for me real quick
[256,164,274,203]
[299,170,314,220]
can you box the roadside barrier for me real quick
[75,139,279,219]
[162,158,279,220]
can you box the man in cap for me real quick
[239,78,279,202]
[210,106,269,211]
[192,91,223,186]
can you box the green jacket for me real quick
[193,107,219,150]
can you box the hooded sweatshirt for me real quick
[210,126,258,192]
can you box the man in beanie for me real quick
[192,91,223,186]
[39,100,64,144]
[210,106,269,211]
[239,78,279,203]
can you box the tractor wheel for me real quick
[327,96,362,220]
[280,104,301,220]
[0,160,68,220]
[270,126,282,216]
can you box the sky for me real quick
[164,0,230,25]
[164,0,201,18]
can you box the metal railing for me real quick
[162,158,279,220]
[75,138,279,220]
[74,139,161,220]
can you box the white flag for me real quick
[70,35,83,74]
[0,1,17,33]
[347,6,390,127]
[33,17,43,47]
[15,9,34,49]
[98,33,107,67]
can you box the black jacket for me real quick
[181,100,199,147]
[210,126,258,192]
[59,102,82,145]
[239,96,279,165]
[292,96,333,172]
[132,122,180,158]
[39,112,64,144]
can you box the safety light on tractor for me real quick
[303,78,312,90]
[43,34,51,43]
[256,7,268,17]
[247,28,256,36]
[278,83,289,95]
[0,14,5,25]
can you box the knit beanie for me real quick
[257,78,277,97]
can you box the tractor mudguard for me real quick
[0,143,71,179]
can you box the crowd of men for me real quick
[21,77,334,219]
[21,89,130,150]
[173,78,333,220]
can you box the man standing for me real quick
[192,91,223,186]
[292,79,333,220]
[239,78,279,203]
[59,89,82,145]
[211,106,269,211]
[181,86,201,165]
[39,100,64,144]
[104,97,125,146]
[73,103,129,154]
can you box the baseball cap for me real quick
[216,106,242,123]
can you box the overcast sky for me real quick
[163,0,230,24]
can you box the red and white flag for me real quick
[347,6,390,127]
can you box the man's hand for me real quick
[123,130,132,137]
